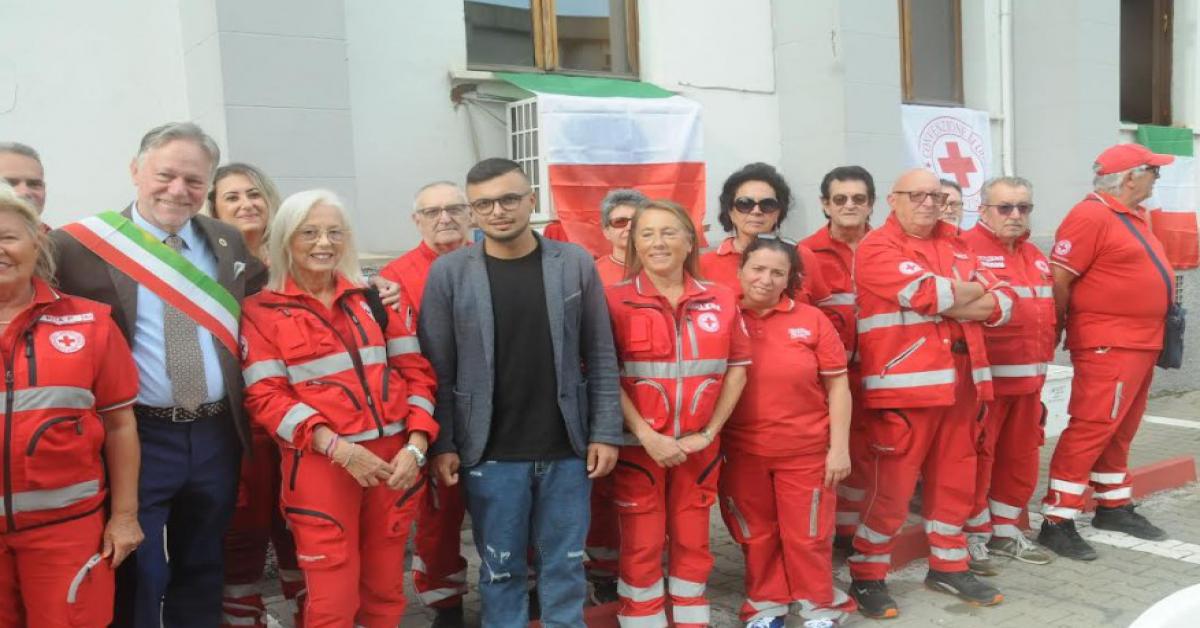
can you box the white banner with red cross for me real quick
[901,105,995,230]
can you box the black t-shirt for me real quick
[483,243,573,461]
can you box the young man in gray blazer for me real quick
[419,158,622,627]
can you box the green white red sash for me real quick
[61,211,240,355]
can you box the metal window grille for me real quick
[507,97,554,221]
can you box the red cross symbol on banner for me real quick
[938,141,977,187]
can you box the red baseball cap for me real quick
[1093,143,1175,175]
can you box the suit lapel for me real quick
[192,215,236,289]
[540,238,564,374]
[467,244,495,372]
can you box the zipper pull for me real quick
[23,333,32,359]
[75,417,83,435]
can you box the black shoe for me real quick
[1091,504,1168,540]
[431,605,465,628]
[833,534,854,553]
[589,577,619,605]
[849,579,898,619]
[1038,518,1098,561]
[924,569,1003,606]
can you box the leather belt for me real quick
[950,339,969,354]
[134,399,230,423]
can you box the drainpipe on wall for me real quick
[1000,0,1015,176]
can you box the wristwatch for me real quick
[405,443,428,467]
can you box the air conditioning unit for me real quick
[507,97,554,222]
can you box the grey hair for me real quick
[0,142,41,164]
[267,189,363,291]
[412,180,467,212]
[600,188,649,227]
[981,176,1034,204]
[135,122,220,176]
[1093,168,1134,195]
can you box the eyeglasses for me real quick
[754,233,798,246]
[607,216,632,229]
[732,196,783,214]
[827,193,870,207]
[982,203,1034,216]
[470,191,531,215]
[895,190,950,207]
[944,201,964,210]
[416,204,468,220]
[1136,165,1161,178]
[296,227,346,243]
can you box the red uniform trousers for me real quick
[222,427,304,628]
[849,355,980,580]
[719,451,856,624]
[412,478,469,608]
[963,391,1045,544]
[834,369,869,538]
[282,435,423,628]
[614,443,722,627]
[0,510,113,627]
[1042,348,1157,520]
[586,474,620,581]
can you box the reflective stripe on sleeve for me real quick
[934,276,955,312]
[1012,285,1054,298]
[863,369,955,390]
[987,290,1014,327]
[276,403,319,443]
[897,272,934,308]
[0,479,100,515]
[408,395,435,416]
[386,336,421,356]
[818,292,856,307]
[243,359,287,387]
[991,363,1048,378]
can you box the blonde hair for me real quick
[267,189,363,291]
[624,199,702,280]
[0,187,55,282]
[206,163,282,256]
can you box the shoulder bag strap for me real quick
[1113,211,1175,306]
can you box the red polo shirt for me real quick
[379,241,439,313]
[1051,192,1173,351]
[594,254,626,286]
[699,236,832,305]
[722,297,847,457]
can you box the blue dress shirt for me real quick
[131,206,225,406]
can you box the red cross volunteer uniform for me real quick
[606,272,750,627]
[0,278,138,627]
[719,296,856,625]
[850,214,1014,581]
[240,275,438,628]
[699,237,832,305]
[960,222,1056,544]
[1041,191,1173,521]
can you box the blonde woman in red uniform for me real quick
[606,200,750,627]
[719,236,856,628]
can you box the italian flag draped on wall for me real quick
[499,73,707,257]
[1138,125,1199,269]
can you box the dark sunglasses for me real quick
[828,193,870,207]
[982,203,1034,216]
[732,196,783,214]
[607,216,632,229]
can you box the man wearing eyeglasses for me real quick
[959,177,1057,575]
[378,181,473,627]
[940,179,965,228]
[418,158,622,626]
[1038,144,1176,561]
[848,168,1016,617]
[801,165,876,547]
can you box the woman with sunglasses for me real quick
[606,200,750,627]
[595,188,648,285]
[719,236,856,628]
[701,163,830,304]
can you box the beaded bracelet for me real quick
[323,434,340,458]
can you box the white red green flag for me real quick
[500,72,707,256]
[1138,125,1199,269]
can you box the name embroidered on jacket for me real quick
[39,313,95,325]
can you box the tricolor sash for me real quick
[61,211,241,355]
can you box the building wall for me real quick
[0,0,192,225]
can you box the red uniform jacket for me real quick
[962,223,1056,396]
[0,278,138,532]
[605,272,751,439]
[379,240,438,315]
[724,297,847,457]
[240,275,438,452]
[699,237,832,305]
[854,214,1015,409]
[801,225,861,355]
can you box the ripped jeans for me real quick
[462,458,590,627]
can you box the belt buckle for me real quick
[170,407,197,423]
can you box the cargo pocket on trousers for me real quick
[387,480,425,537]
[720,495,752,543]
[284,507,347,569]
[67,553,113,627]
[868,409,913,456]
[1067,349,1122,422]
[613,459,657,514]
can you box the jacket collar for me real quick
[971,220,1030,248]
[633,270,708,300]
[883,212,958,241]
[741,294,796,319]
[1089,191,1148,221]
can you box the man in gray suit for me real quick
[419,158,622,627]
[51,122,265,627]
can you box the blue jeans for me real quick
[463,458,590,628]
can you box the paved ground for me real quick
[264,392,1200,627]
